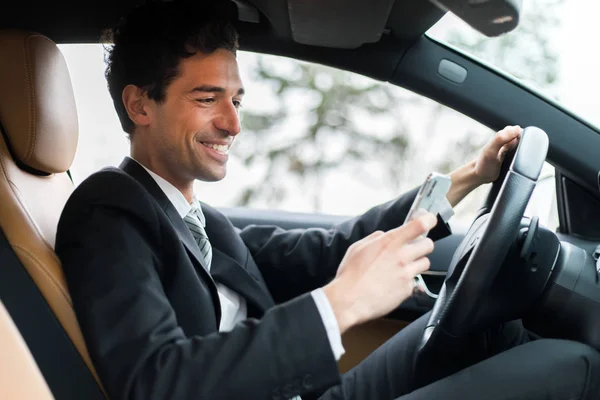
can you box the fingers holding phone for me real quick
[323,213,437,333]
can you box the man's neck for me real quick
[129,153,195,204]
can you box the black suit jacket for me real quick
[55,157,450,400]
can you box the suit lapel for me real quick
[210,248,273,314]
[119,157,222,321]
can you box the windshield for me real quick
[427,0,600,130]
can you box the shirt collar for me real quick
[129,157,205,226]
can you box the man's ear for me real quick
[122,85,152,127]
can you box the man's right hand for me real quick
[323,213,437,333]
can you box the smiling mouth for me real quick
[200,142,230,155]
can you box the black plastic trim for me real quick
[0,228,104,399]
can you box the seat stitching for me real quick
[25,34,53,164]
[23,35,36,161]
[0,143,69,303]
[12,244,72,306]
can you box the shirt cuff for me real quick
[438,197,454,223]
[310,288,345,361]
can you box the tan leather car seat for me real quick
[0,301,55,400]
[0,30,105,397]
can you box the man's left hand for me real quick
[446,125,522,208]
[474,125,522,185]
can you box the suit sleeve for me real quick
[56,174,340,400]
[240,186,451,303]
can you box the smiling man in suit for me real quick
[55,1,600,400]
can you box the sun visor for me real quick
[429,0,522,37]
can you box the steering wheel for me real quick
[415,126,549,362]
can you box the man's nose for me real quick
[214,102,241,136]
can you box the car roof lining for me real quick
[0,0,444,46]
[0,0,441,86]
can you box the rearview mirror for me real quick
[429,0,522,36]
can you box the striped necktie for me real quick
[183,204,212,270]
[184,204,300,400]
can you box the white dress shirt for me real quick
[134,159,345,361]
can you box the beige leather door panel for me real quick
[338,318,409,373]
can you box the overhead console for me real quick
[239,0,522,49]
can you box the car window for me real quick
[428,0,600,133]
[59,44,559,231]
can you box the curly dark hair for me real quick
[102,0,239,135]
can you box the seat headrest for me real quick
[0,30,78,174]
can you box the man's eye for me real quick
[196,98,215,104]
[233,100,243,108]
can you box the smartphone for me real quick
[403,172,452,237]
[406,173,451,299]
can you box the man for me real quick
[55,1,600,400]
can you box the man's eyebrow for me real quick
[189,85,245,95]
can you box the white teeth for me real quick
[203,143,229,154]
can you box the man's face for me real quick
[142,49,244,184]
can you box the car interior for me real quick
[1,0,600,399]
[0,301,55,400]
